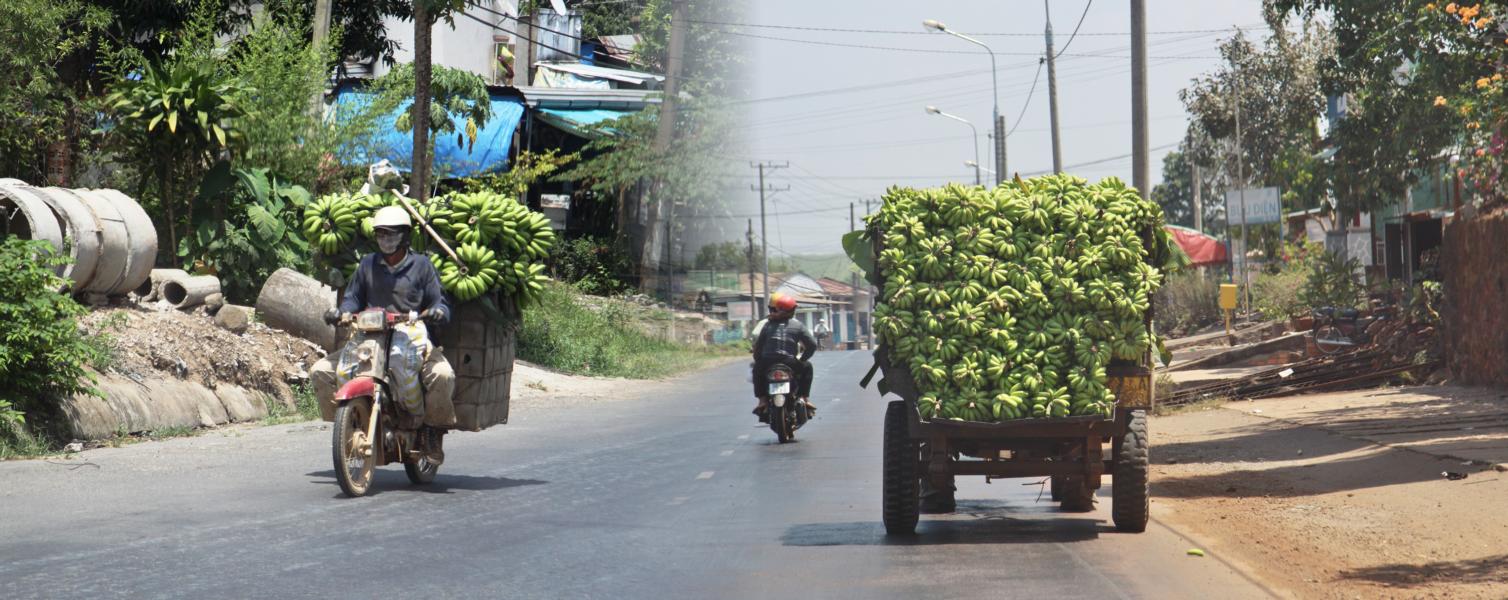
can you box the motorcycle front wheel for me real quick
[333,399,376,497]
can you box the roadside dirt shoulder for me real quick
[1150,389,1508,599]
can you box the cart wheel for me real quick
[1112,410,1150,533]
[1058,475,1095,512]
[882,400,920,535]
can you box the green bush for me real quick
[546,236,635,297]
[1300,249,1363,310]
[0,239,101,452]
[517,282,729,377]
[1251,242,1327,321]
[1153,271,1223,337]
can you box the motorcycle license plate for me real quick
[768,382,791,395]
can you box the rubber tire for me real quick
[1113,410,1150,533]
[1314,325,1349,355]
[1050,475,1065,501]
[333,400,374,498]
[771,403,791,443]
[404,434,440,485]
[1059,475,1096,512]
[882,400,920,535]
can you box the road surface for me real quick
[0,351,1275,599]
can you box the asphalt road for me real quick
[0,351,1274,599]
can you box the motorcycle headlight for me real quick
[355,344,374,363]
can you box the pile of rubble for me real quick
[1164,290,1444,407]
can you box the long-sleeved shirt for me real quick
[338,251,451,325]
[754,317,816,362]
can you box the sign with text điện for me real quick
[1225,187,1282,226]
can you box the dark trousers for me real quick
[752,356,813,399]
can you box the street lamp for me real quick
[926,105,980,185]
[964,160,996,176]
[924,19,1003,183]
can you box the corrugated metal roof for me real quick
[597,34,641,60]
[514,86,660,110]
[535,62,663,85]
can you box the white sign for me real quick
[1225,187,1282,226]
[540,194,570,210]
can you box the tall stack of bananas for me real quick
[865,174,1168,422]
[303,190,555,307]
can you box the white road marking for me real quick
[696,471,715,480]
[667,497,689,506]
[720,450,734,457]
[737,434,749,440]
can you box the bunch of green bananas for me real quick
[302,194,359,255]
[304,189,557,308]
[866,174,1168,423]
[437,243,501,302]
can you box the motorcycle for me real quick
[323,307,444,497]
[761,362,809,443]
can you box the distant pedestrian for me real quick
[814,317,831,350]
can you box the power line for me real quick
[1054,0,1094,58]
[685,18,1269,37]
[719,29,1219,58]
[456,9,590,62]
[1008,59,1045,136]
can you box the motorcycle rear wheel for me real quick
[404,435,440,484]
[771,403,792,443]
[333,399,376,497]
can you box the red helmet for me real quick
[770,293,798,313]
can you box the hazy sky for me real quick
[720,0,1268,256]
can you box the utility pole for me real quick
[1130,0,1149,199]
[412,0,432,201]
[850,203,860,349]
[750,161,789,317]
[653,0,686,151]
[310,0,333,116]
[1043,1,1063,173]
[995,116,1008,182]
[746,219,757,332]
[1235,67,1252,314]
[863,199,876,348]
[1192,161,1203,233]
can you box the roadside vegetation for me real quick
[518,282,741,378]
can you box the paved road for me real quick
[0,351,1274,599]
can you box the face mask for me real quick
[376,231,403,255]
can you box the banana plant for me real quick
[101,60,247,267]
[182,163,312,302]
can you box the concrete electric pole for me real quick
[1043,1,1063,173]
[750,162,789,317]
[1130,0,1149,199]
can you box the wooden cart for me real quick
[870,350,1152,535]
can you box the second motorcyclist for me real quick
[751,293,818,421]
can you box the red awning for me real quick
[1164,225,1227,267]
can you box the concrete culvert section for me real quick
[162,275,222,309]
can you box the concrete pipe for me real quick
[31,187,104,291]
[89,189,156,296]
[139,268,188,302]
[0,185,66,276]
[162,275,221,309]
[256,268,338,350]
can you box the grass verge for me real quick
[518,282,744,378]
[262,384,321,425]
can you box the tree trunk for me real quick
[161,161,179,268]
[412,1,433,201]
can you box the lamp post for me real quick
[926,105,980,185]
[925,19,1004,182]
[964,160,996,177]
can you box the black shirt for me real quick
[338,251,451,325]
[755,317,817,362]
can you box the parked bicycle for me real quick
[1312,306,1387,355]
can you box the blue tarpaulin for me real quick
[536,107,634,139]
[332,87,526,179]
